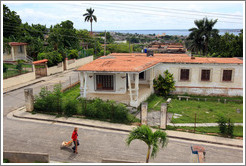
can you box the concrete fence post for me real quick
[141,103,148,125]
[24,88,34,112]
[160,103,167,129]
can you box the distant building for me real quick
[3,42,29,61]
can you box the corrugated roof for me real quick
[77,54,243,72]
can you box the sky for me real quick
[2,1,244,31]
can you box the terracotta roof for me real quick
[33,59,48,64]
[9,42,28,46]
[109,53,189,57]
[77,56,160,72]
[77,55,243,72]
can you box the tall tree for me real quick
[3,4,22,38]
[126,125,168,163]
[83,8,97,35]
[188,17,218,56]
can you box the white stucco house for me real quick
[77,53,243,107]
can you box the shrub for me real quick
[227,118,234,138]
[153,70,175,97]
[16,60,24,74]
[217,115,227,135]
[34,84,63,114]
[37,51,63,67]
[3,63,8,72]
[68,49,78,59]
[64,100,79,117]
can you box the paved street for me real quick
[2,70,244,163]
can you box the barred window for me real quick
[201,70,210,81]
[96,75,114,90]
[18,46,23,53]
[180,69,190,81]
[222,70,232,81]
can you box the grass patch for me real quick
[145,94,243,123]
[166,125,243,137]
[62,84,80,101]
[3,159,9,163]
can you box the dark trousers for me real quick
[72,140,79,151]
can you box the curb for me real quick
[12,112,243,149]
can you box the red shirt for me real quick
[71,131,78,141]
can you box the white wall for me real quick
[67,56,93,70]
[47,62,63,75]
[86,72,127,94]
[155,63,243,96]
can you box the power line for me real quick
[109,2,243,18]
[78,3,243,24]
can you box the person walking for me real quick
[71,127,79,154]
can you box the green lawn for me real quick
[167,125,243,137]
[4,63,32,79]
[62,84,80,101]
[146,94,243,123]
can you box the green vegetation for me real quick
[145,94,243,123]
[153,70,175,97]
[37,51,63,67]
[34,84,138,124]
[126,125,168,163]
[167,125,243,137]
[3,159,9,163]
[3,63,32,79]
[83,8,97,34]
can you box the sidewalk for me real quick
[3,68,75,94]
[10,107,243,148]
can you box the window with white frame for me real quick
[180,69,190,81]
[222,70,233,82]
[201,69,211,81]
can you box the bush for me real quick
[153,70,176,97]
[3,63,8,72]
[64,100,79,117]
[37,51,63,67]
[34,84,63,114]
[227,118,234,138]
[16,60,24,74]
[68,49,78,59]
[217,115,234,137]
[217,115,227,135]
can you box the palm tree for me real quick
[83,8,97,35]
[126,125,168,163]
[188,17,218,56]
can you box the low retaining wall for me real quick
[67,56,93,70]
[47,62,63,75]
[173,86,243,97]
[3,71,36,89]
[3,151,49,163]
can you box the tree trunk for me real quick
[146,146,151,163]
[90,20,92,35]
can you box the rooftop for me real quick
[9,42,28,46]
[77,53,243,72]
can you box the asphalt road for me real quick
[2,70,244,163]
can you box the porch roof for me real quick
[77,54,243,73]
[9,42,28,46]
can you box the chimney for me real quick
[147,50,154,57]
[191,54,195,59]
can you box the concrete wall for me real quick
[86,72,127,94]
[3,71,36,89]
[155,63,243,96]
[47,62,63,76]
[67,56,93,70]
[3,151,49,163]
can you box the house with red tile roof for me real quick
[77,53,243,107]
[3,42,29,61]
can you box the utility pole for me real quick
[104,30,106,56]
